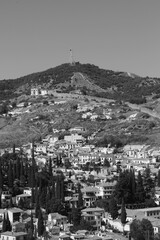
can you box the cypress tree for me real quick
[2,215,7,232]
[143,166,154,196]
[131,169,136,203]
[71,205,81,227]
[0,161,3,190]
[16,157,20,179]
[8,161,13,188]
[51,178,55,199]
[31,188,35,208]
[39,186,47,208]
[48,157,52,176]
[20,162,24,177]
[35,193,40,218]
[30,212,34,238]
[136,171,145,203]
[6,214,11,231]
[109,196,118,220]
[37,209,45,237]
[121,199,127,225]
[45,189,51,214]
[77,190,83,209]
[61,178,64,202]
[13,144,16,154]
[12,163,16,182]
[9,197,13,208]
[158,170,160,187]
[28,166,32,188]
[56,177,61,200]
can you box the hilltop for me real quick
[1,62,160,103]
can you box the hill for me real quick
[1,62,160,102]
[1,62,160,148]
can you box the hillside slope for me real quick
[1,62,160,102]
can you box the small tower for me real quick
[69,49,75,66]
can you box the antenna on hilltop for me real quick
[69,49,75,66]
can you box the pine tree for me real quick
[109,196,118,220]
[37,209,45,237]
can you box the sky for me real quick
[0,0,160,79]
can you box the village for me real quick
[0,87,160,239]
[0,88,160,240]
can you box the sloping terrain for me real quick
[1,62,160,148]
[1,62,160,102]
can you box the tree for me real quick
[30,212,34,235]
[0,162,3,190]
[71,206,81,227]
[114,170,134,204]
[143,166,154,198]
[37,209,45,237]
[130,219,144,240]
[49,199,66,216]
[35,193,40,218]
[2,215,7,232]
[141,219,154,240]
[94,199,109,212]
[121,199,126,232]
[157,170,160,187]
[18,198,24,209]
[103,158,110,168]
[16,157,20,179]
[77,190,83,209]
[130,219,154,240]
[136,171,145,203]
[6,214,12,231]
[109,196,118,220]
[8,161,13,188]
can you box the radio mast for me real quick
[69,49,75,66]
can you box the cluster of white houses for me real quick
[1,126,160,238]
